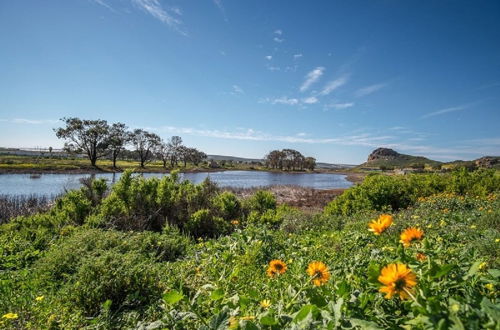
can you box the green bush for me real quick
[246,190,277,214]
[213,191,242,220]
[184,209,230,237]
[324,170,500,216]
[34,228,190,284]
[63,250,162,315]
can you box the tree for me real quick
[130,129,161,168]
[304,157,316,171]
[189,148,207,166]
[157,142,171,169]
[108,122,130,168]
[54,117,110,167]
[167,136,183,167]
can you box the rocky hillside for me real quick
[360,148,441,169]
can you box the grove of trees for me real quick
[264,149,316,171]
[55,117,206,168]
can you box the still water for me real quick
[0,171,352,197]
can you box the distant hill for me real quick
[360,148,500,170]
[359,148,441,169]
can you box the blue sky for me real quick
[0,0,499,164]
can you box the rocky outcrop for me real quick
[367,148,400,162]
[475,156,499,168]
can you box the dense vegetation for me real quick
[0,169,498,329]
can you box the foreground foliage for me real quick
[0,170,499,329]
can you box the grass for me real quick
[0,170,498,329]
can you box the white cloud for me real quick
[302,96,319,104]
[274,29,282,35]
[265,55,272,60]
[325,102,354,110]
[300,67,325,92]
[271,97,299,105]
[232,85,244,94]
[421,104,468,119]
[131,0,186,35]
[319,75,349,96]
[273,37,284,43]
[293,54,303,59]
[354,83,386,97]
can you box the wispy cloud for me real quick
[293,54,303,59]
[319,75,349,96]
[265,55,272,60]
[273,37,284,43]
[421,104,469,119]
[145,125,395,146]
[131,0,186,35]
[0,118,59,125]
[354,83,386,97]
[232,85,244,94]
[274,29,282,35]
[302,97,319,104]
[268,96,299,105]
[91,0,115,11]
[300,67,324,92]
[324,102,354,110]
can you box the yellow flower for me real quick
[35,296,44,302]
[240,316,255,321]
[479,262,487,271]
[451,304,460,313]
[427,224,433,229]
[368,214,393,235]
[400,227,424,247]
[496,238,500,243]
[231,220,239,225]
[378,263,417,299]
[2,313,18,320]
[485,283,495,291]
[266,259,287,278]
[260,299,271,308]
[307,261,331,286]
[470,225,477,229]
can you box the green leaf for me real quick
[163,290,184,305]
[464,260,482,279]
[487,269,500,278]
[367,263,381,284]
[210,288,225,301]
[260,316,278,326]
[480,297,500,321]
[433,264,455,279]
[349,318,382,329]
[293,304,318,323]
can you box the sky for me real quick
[0,0,499,164]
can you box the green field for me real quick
[0,154,263,173]
[0,169,499,329]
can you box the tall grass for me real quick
[0,195,54,224]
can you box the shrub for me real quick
[62,250,162,315]
[184,209,230,238]
[213,191,242,220]
[246,190,277,214]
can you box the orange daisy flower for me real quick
[306,261,330,286]
[400,227,424,247]
[266,259,287,277]
[368,214,393,235]
[378,263,417,299]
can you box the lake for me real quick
[0,171,353,197]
